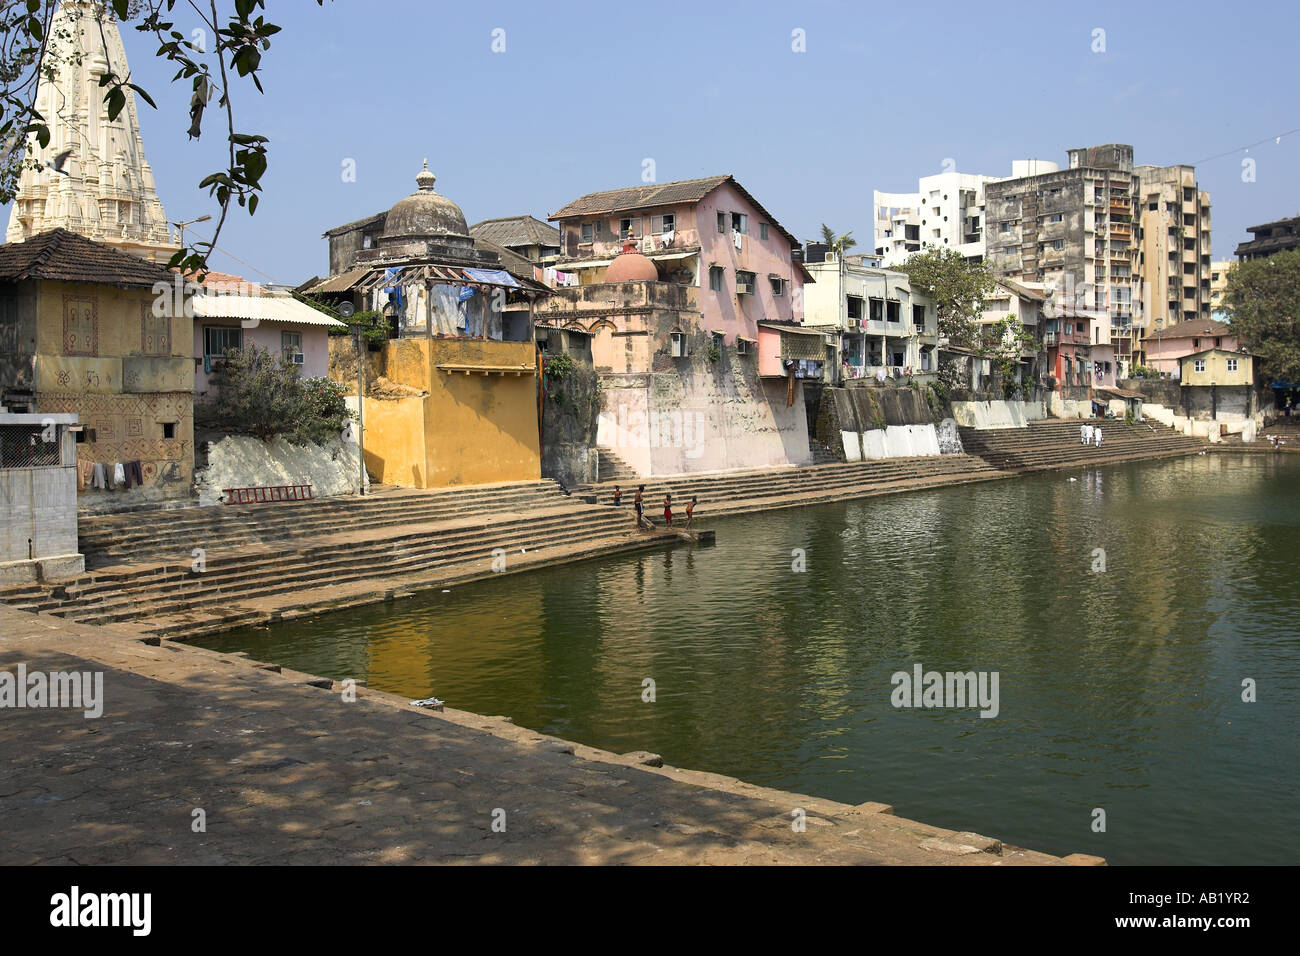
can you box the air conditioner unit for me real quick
[735,282,752,295]
[736,339,750,356]
[292,352,305,366]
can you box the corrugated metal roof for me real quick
[191,292,346,326]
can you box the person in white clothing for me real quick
[1095,427,1103,448]
[1081,423,1089,444]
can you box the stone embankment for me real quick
[0,605,1103,865]
[0,424,1213,639]
[957,420,1206,472]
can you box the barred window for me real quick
[0,424,61,469]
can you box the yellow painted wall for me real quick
[29,279,195,500]
[1180,350,1252,386]
[354,337,541,489]
[359,395,426,487]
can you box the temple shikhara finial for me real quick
[5,1,175,262]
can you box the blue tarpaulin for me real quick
[457,285,476,302]
[463,268,519,287]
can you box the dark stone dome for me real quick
[381,160,470,242]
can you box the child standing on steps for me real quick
[663,493,673,528]
[684,496,697,530]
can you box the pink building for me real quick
[1146,318,1238,379]
[187,271,346,399]
[551,175,812,344]
[542,175,818,475]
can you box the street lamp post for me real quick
[338,301,365,496]
[169,213,212,248]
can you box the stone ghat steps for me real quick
[9,505,638,628]
[595,447,639,483]
[958,421,1205,471]
[77,480,571,567]
[140,532,677,642]
[581,454,1000,506]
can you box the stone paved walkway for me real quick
[0,606,1102,865]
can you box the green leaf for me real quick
[248,194,258,215]
[105,88,126,121]
[129,84,157,109]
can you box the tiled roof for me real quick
[549,174,801,248]
[473,238,540,283]
[0,228,170,287]
[182,269,273,296]
[470,215,560,249]
[549,175,733,219]
[1156,318,1233,340]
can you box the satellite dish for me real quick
[337,301,356,318]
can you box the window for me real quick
[770,276,784,297]
[282,331,303,364]
[717,212,727,234]
[760,223,769,240]
[1192,338,1199,349]
[580,223,594,243]
[735,270,755,292]
[999,222,1011,233]
[1227,358,1238,372]
[913,304,926,328]
[708,266,724,292]
[204,327,242,359]
[161,422,176,440]
[886,301,900,323]
[1194,359,1206,373]
[731,212,748,235]
[846,296,864,321]
[619,217,640,239]
[650,213,675,234]
[670,331,688,358]
[869,298,884,322]
[1048,213,1063,223]
[1050,239,1064,250]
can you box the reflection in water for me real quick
[201,455,1300,864]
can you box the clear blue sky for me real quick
[8,0,1299,283]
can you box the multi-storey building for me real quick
[541,175,818,475]
[1133,164,1212,365]
[1208,260,1233,316]
[983,145,1139,374]
[1235,216,1300,260]
[802,254,939,383]
[873,171,1001,265]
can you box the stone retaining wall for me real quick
[194,431,367,506]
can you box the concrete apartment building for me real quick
[983,145,1139,374]
[801,253,939,383]
[1235,216,1300,260]
[1208,260,1233,315]
[873,171,1000,265]
[1133,163,1212,366]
